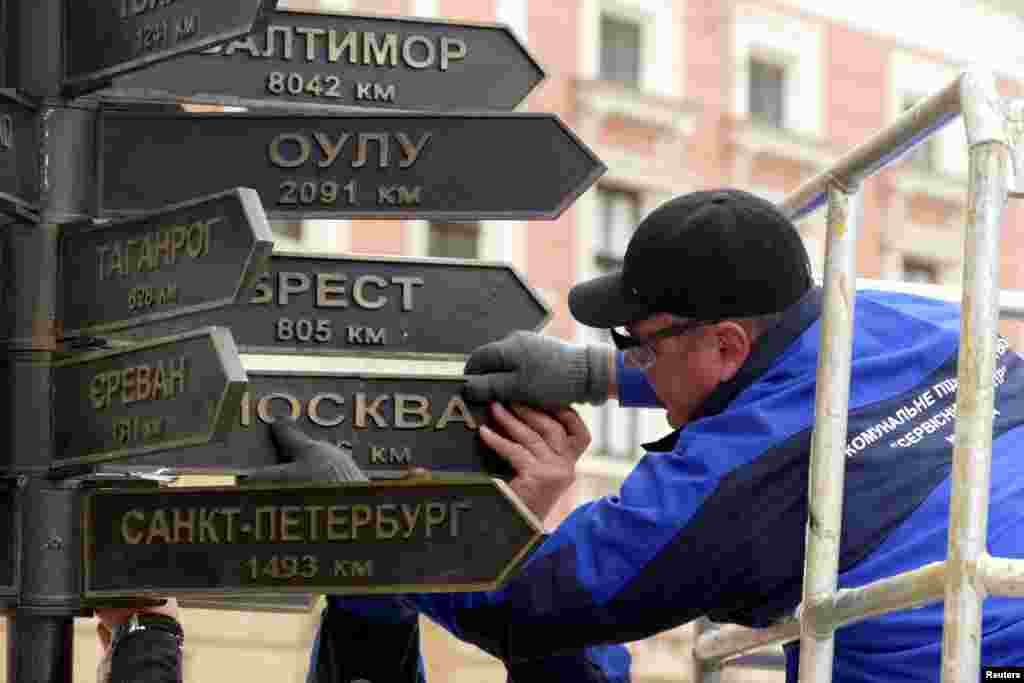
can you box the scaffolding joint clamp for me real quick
[797,594,837,640]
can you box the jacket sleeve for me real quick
[400,430,781,666]
[108,626,183,683]
[615,354,662,408]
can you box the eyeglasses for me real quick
[610,320,710,370]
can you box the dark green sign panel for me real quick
[0,482,18,603]
[105,8,544,111]
[84,477,543,597]
[52,327,247,467]
[115,370,514,479]
[64,0,276,93]
[0,90,38,221]
[107,251,549,358]
[59,188,274,338]
[98,111,605,220]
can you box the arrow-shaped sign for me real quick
[98,111,605,220]
[64,0,277,94]
[83,477,543,597]
[104,8,544,112]
[103,370,514,479]
[105,251,549,358]
[52,327,247,468]
[0,90,39,222]
[59,188,274,338]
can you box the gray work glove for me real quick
[242,422,368,484]
[462,331,613,407]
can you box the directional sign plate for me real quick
[64,0,276,93]
[105,9,544,111]
[108,370,514,479]
[0,90,39,221]
[0,481,19,602]
[59,188,274,338]
[98,111,605,220]
[52,327,247,468]
[107,251,549,358]
[83,477,544,596]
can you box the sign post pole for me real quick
[0,0,605,677]
[4,2,79,678]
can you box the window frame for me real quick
[427,221,481,260]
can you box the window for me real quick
[902,258,940,284]
[596,186,642,266]
[271,220,303,242]
[902,95,941,173]
[599,13,642,88]
[428,221,479,259]
[748,57,786,129]
[597,378,642,460]
[592,186,642,459]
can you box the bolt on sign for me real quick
[105,8,544,112]
[52,327,247,468]
[97,111,606,220]
[83,477,544,597]
[63,0,278,94]
[59,188,274,338]
[115,370,514,480]
[106,251,550,359]
[0,90,39,221]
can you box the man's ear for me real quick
[713,322,752,383]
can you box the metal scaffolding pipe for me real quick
[696,618,800,665]
[939,72,1011,681]
[796,186,861,683]
[979,555,1024,598]
[780,77,961,221]
[696,562,948,665]
[824,561,947,630]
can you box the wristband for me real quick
[109,612,184,654]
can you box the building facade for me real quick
[3,0,1023,681]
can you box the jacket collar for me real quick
[641,286,824,453]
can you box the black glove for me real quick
[242,422,368,484]
[463,331,613,407]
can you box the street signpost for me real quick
[112,370,514,479]
[83,477,543,597]
[104,8,545,112]
[63,0,277,94]
[0,89,38,221]
[3,1,607,670]
[59,188,274,338]
[51,327,248,468]
[97,111,605,220]
[106,251,550,358]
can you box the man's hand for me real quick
[242,422,368,484]
[463,331,613,408]
[478,402,590,522]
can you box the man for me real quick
[312,189,1024,682]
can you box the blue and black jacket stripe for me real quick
[315,287,1024,683]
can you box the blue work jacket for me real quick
[312,287,1024,683]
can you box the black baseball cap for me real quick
[569,189,813,328]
